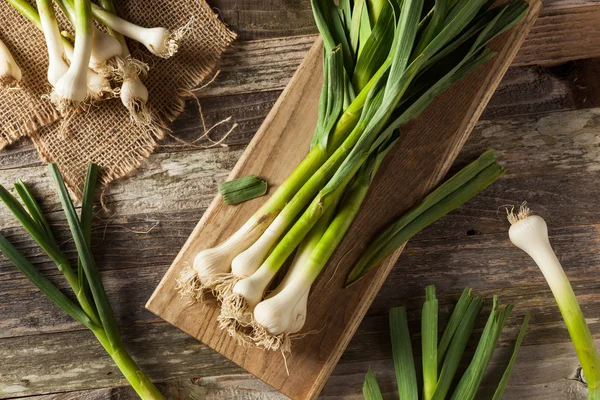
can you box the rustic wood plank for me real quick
[512,4,600,66]
[197,6,600,99]
[210,0,599,40]
[2,105,600,397]
[3,327,594,399]
[146,5,540,399]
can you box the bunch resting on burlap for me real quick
[2,0,191,127]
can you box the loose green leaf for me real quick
[422,285,438,400]
[363,368,384,400]
[451,297,514,400]
[492,312,531,400]
[347,151,504,285]
[431,296,484,400]
[0,234,93,329]
[438,287,473,365]
[0,184,65,267]
[14,180,55,243]
[49,163,121,347]
[78,164,99,299]
[219,175,268,205]
[390,307,419,400]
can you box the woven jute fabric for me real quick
[0,0,235,199]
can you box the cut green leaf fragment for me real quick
[492,312,531,400]
[438,286,473,366]
[363,286,529,400]
[219,175,268,205]
[422,285,438,400]
[390,307,419,400]
[451,297,514,400]
[432,295,483,400]
[363,368,385,400]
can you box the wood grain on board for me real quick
[146,3,542,398]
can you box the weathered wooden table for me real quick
[1,1,600,399]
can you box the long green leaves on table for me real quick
[363,286,530,400]
[0,164,164,400]
[347,150,505,286]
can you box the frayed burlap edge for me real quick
[0,105,59,150]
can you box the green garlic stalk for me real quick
[508,205,600,399]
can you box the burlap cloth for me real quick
[0,0,235,199]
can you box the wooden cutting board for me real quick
[147,3,541,398]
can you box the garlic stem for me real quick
[54,0,122,69]
[63,44,112,98]
[508,206,600,397]
[0,38,22,88]
[231,214,288,279]
[52,0,94,108]
[36,0,69,86]
[89,3,185,58]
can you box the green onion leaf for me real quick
[346,151,504,286]
[353,0,396,92]
[431,296,483,400]
[78,164,99,299]
[49,163,121,347]
[0,234,93,329]
[390,307,419,400]
[349,0,366,56]
[422,285,438,400]
[219,175,268,205]
[0,184,66,267]
[450,297,514,400]
[362,368,384,400]
[13,180,56,245]
[438,287,473,366]
[492,312,531,400]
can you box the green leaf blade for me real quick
[347,151,504,286]
[422,285,439,400]
[438,287,473,365]
[363,368,385,400]
[49,163,121,347]
[431,296,483,400]
[492,312,531,400]
[390,307,419,400]
[450,297,514,400]
[0,234,93,329]
[78,164,99,304]
[13,180,55,243]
